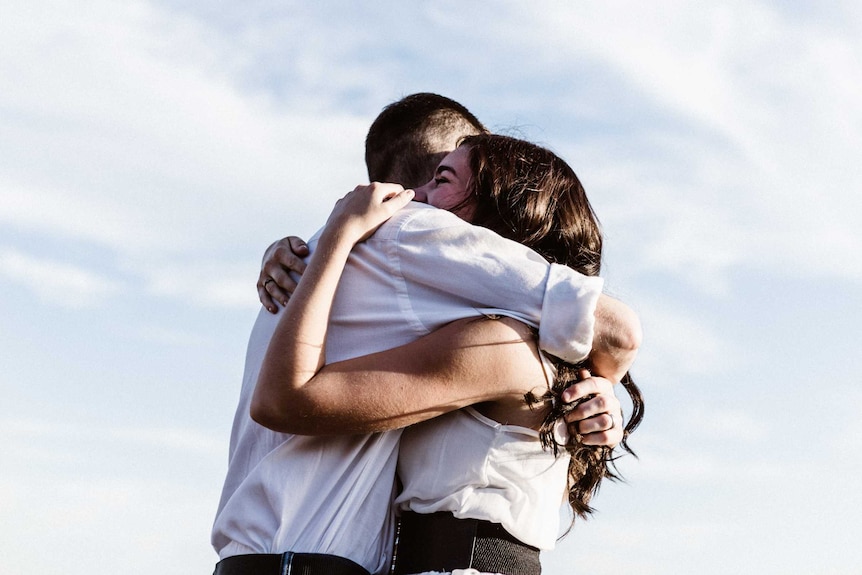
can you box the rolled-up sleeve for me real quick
[538,263,603,362]
[381,205,603,363]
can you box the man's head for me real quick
[364,93,486,189]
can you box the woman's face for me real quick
[413,145,476,221]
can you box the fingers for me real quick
[366,182,412,207]
[259,267,300,311]
[267,241,308,277]
[567,407,623,448]
[257,236,310,312]
[265,269,297,307]
[561,373,624,448]
[574,411,623,447]
[561,372,611,404]
[287,236,309,259]
[382,187,415,211]
[332,183,413,242]
[258,269,293,312]
[257,279,277,313]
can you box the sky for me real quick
[1,1,861,574]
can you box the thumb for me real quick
[385,188,415,211]
[288,236,309,255]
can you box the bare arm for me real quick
[251,186,630,441]
[254,313,624,444]
[253,315,550,435]
[252,183,415,428]
[588,294,642,383]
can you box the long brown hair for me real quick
[461,133,644,520]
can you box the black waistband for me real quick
[392,511,541,575]
[213,552,370,575]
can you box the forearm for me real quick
[256,317,545,435]
[251,183,415,428]
[251,226,354,427]
[589,294,642,383]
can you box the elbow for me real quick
[250,388,319,435]
[594,295,642,353]
[617,306,642,353]
[250,381,296,433]
[251,367,300,432]
[250,393,285,432]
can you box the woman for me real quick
[253,134,643,575]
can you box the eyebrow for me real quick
[435,164,458,178]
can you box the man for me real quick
[212,94,638,575]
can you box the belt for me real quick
[392,511,541,575]
[213,552,370,575]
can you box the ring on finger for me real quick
[263,278,275,288]
[607,412,616,431]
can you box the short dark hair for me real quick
[365,93,486,188]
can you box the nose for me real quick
[412,182,429,203]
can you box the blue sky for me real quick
[1,1,860,574]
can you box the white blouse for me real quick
[395,406,570,550]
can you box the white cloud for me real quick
[0,246,120,308]
[503,2,862,287]
[136,258,260,309]
[682,406,769,443]
[0,413,223,572]
[0,181,162,251]
[631,302,731,380]
[136,324,211,347]
[0,0,368,259]
[0,416,223,459]
[112,426,224,456]
[834,388,862,453]
[0,473,219,574]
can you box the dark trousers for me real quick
[213,552,370,575]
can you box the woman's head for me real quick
[414,134,603,277]
[463,134,602,277]
[416,134,642,521]
[412,144,477,221]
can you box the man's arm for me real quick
[387,207,605,363]
[589,294,642,383]
[256,213,640,382]
[254,223,636,446]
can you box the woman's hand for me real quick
[258,236,309,313]
[256,183,413,313]
[561,369,624,447]
[323,183,415,245]
[253,182,414,431]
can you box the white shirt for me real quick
[395,407,570,550]
[211,203,603,573]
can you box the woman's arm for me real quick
[251,183,414,429]
[254,311,624,443]
[253,315,551,435]
[251,183,626,442]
